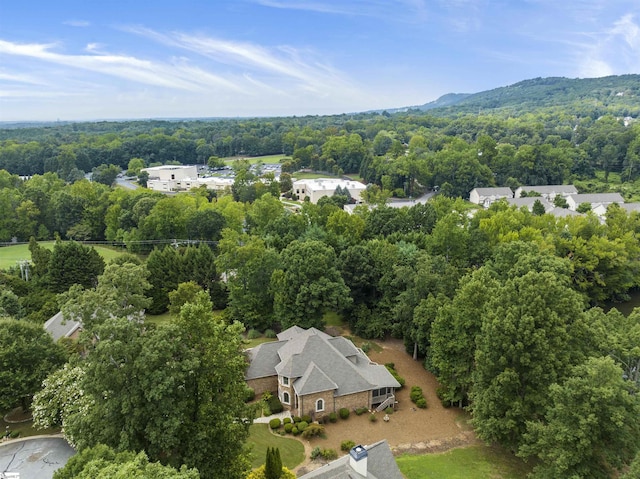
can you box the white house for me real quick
[592,202,640,217]
[293,178,367,204]
[566,193,624,212]
[469,187,513,207]
[505,197,553,212]
[142,165,197,181]
[514,184,578,201]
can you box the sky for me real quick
[0,0,639,122]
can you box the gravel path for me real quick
[292,338,476,474]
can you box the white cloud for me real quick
[576,13,640,77]
[123,26,356,96]
[251,0,429,22]
[0,39,243,92]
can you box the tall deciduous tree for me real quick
[271,240,351,330]
[520,356,640,479]
[38,293,251,479]
[0,318,66,411]
[471,271,586,448]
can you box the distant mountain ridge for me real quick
[391,74,640,116]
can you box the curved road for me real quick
[0,437,74,479]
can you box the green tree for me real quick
[215,231,279,331]
[0,318,66,411]
[53,445,200,479]
[531,199,546,216]
[91,163,121,186]
[471,271,586,448]
[271,240,351,330]
[47,241,105,293]
[168,281,203,316]
[41,293,251,479]
[520,357,640,479]
[127,158,145,176]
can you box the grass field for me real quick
[292,172,338,180]
[224,154,288,165]
[396,445,531,479]
[247,424,305,470]
[0,242,129,270]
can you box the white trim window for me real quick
[283,391,290,404]
[316,398,324,412]
[282,376,289,386]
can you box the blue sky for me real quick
[0,0,639,121]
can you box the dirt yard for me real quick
[294,338,476,474]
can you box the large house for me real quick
[245,327,400,417]
[469,187,513,207]
[514,184,578,200]
[293,178,367,204]
[566,193,624,212]
[299,440,403,479]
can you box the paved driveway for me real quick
[0,437,74,479]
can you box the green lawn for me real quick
[0,241,130,270]
[145,311,174,326]
[396,445,531,479]
[247,424,305,470]
[1,408,60,439]
[292,172,338,180]
[223,154,288,165]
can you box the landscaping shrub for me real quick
[9,431,19,438]
[339,408,350,420]
[321,449,338,460]
[245,387,255,402]
[310,447,321,460]
[283,417,292,425]
[247,329,261,340]
[355,407,368,416]
[297,421,309,431]
[284,423,293,433]
[292,426,299,435]
[267,395,284,414]
[269,418,281,429]
[301,424,325,439]
[341,440,356,452]
[301,414,312,423]
[264,329,277,338]
[292,416,301,423]
[361,342,371,353]
[385,406,394,414]
[385,363,405,388]
[410,386,423,403]
[329,412,338,423]
[369,413,377,422]
[410,385,427,408]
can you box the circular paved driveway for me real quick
[0,437,74,479]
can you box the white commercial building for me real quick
[142,165,234,192]
[293,178,367,204]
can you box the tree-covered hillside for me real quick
[420,75,640,117]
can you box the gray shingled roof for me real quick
[518,185,577,195]
[620,203,640,213]
[247,327,400,397]
[505,197,552,210]
[299,440,403,479]
[245,340,288,380]
[472,187,513,197]
[569,193,624,204]
[549,207,584,218]
[43,311,82,342]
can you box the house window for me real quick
[282,376,289,386]
[283,392,290,404]
[316,399,324,412]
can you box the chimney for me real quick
[349,444,368,476]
